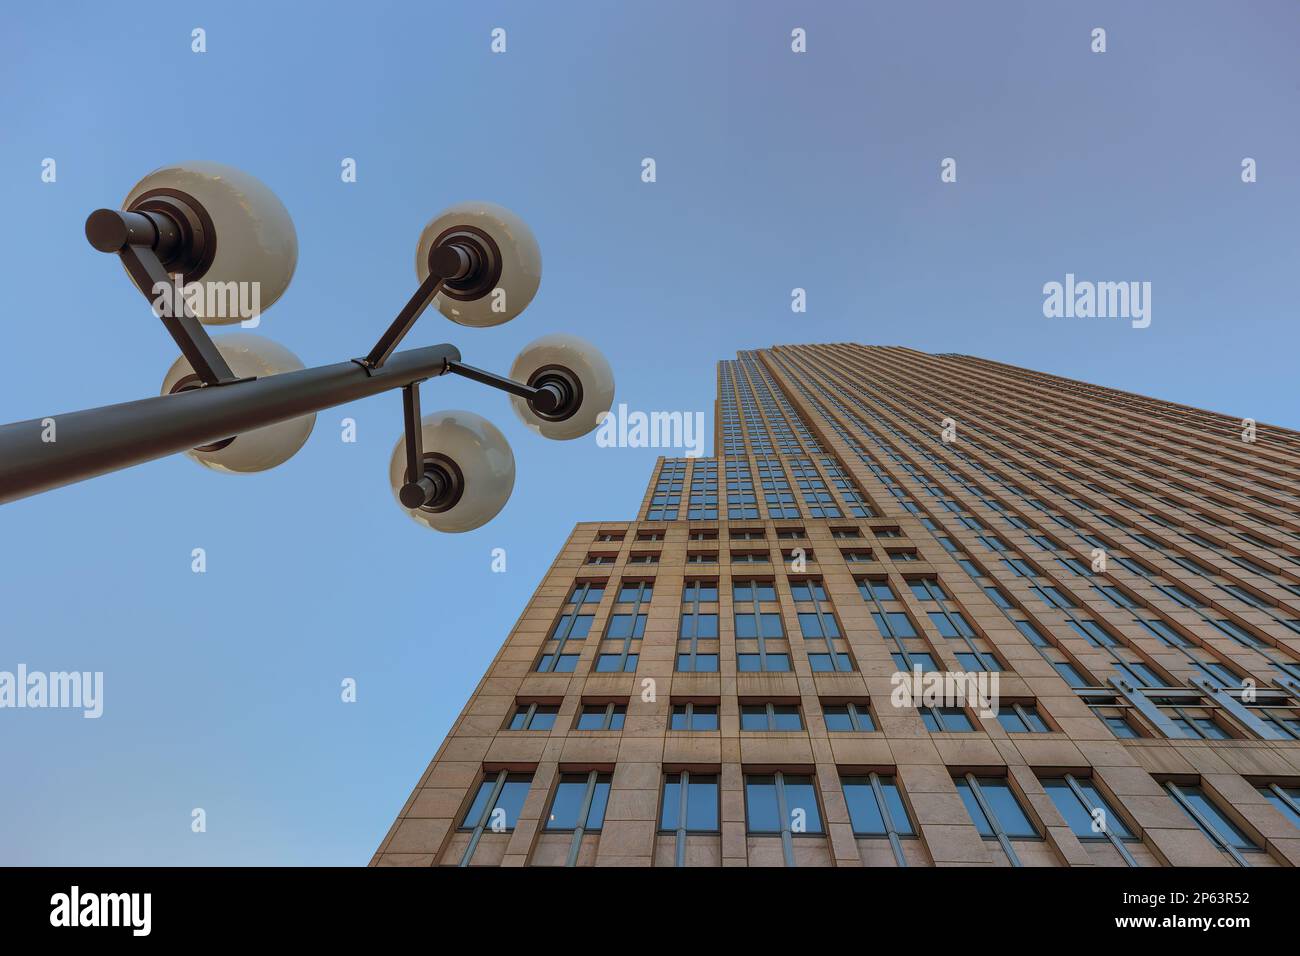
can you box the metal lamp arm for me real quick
[444,361,564,414]
[85,207,238,386]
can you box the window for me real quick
[606,613,646,639]
[682,580,718,602]
[1209,619,1268,649]
[888,650,935,674]
[744,773,823,834]
[873,611,917,638]
[617,581,653,603]
[678,579,719,672]
[1042,775,1134,840]
[741,702,803,731]
[735,612,783,638]
[1068,619,1117,647]
[841,774,914,836]
[538,585,600,672]
[595,653,638,672]
[928,610,974,638]
[596,577,651,674]
[920,705,973,732]
[859,578,895,601]
[955,651,1001,672]
[909,579,948,602]
[735,579,790,672]
[1114,659,1163,689]
[677,652,719,672]
[670,702,719,731]
[575,702,625,730]
[996,702,1050,733]
[551,613,592,640]
[545,772,611,831]
[1036,585,1075,609]
[955,775,1038,840]
[738,652,790,672]
[790,580,827,602]
[1100,712,1140,738]
[460,772,532,832]
[1156,584,1205,609]
[734,581,776,602]
[679,611,718,638]
[822,701,875,731]
[1257,783,1300,830]
[508,703,558,730]
[660,772,719,832]
[538,653,578,672]
[1165,782,1260,859]
[571,583,605,603]
[1094,584,1139,609]
[1135,618,1190,647]
[794,578,852,673]
[1053,659,1088,688]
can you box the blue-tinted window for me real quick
[606,613,646,639]
[595,653,637,673]
[1043,777,1131,839]
[660,773,719,832]
[1014,620,1048,647]
[1259,785,1300,830]
[539,653,579,673]
[1173,785,1258,851]
[921,706,973,732]
[545,773,611,830]
[893,651,938,672]
[460,774,532,831]
[735,613,784,638]
[957,777,1036,838]
[842,776,914,836]
[680,613,718,638]
[738,653,791,672]
[734,582,777,602]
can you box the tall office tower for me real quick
[372,345,1300,867]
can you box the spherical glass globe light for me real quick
[161,332,315,473]
[509,334,615,440]
[414,201,540,328]
[388,410,515,532]
[124,161,297,325]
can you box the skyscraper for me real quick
[372,345,1300,868]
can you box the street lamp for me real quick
[0,162,615,531]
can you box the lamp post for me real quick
[0,162,615,531]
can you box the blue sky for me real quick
[1,0,1297,864]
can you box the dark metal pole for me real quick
[0,344,460,505]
